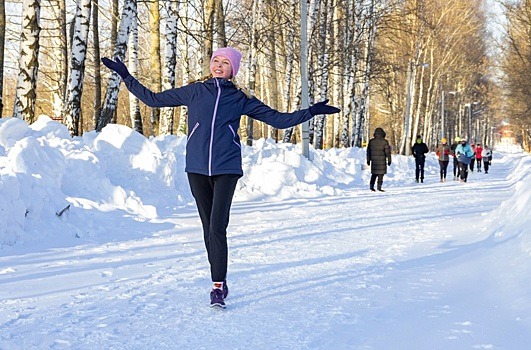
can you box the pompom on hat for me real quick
[441,137,447,143]
[211,47,242,78]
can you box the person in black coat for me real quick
[412,135,429,183]
[367,127,392,191]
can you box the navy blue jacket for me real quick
[124,76,314,176]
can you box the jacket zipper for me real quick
[209,78,222,176]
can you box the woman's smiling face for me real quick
[210,55,233,79]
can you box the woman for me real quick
[436,138,451,182]
[366,127,392,192]
[102,47,340,308]
[481,145,492,174]
[455,138,474,182]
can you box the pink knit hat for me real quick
[210,47,242,78]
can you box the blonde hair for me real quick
[188,75,252,98]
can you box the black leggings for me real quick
[187,173,241,282]
[439,160,449,179]
[458,161,469,181]
[453,157,459,177]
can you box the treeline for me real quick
[0,0,527,152]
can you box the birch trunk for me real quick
[175,1,190,135]
[96,0,136,132]
[0,0,5,115]
[46,0,68,121]
[160,0,179,135]
[266,0,279,141]
[282,0,298,143]
[215,0,226,47]
[340,0,354,148]
[128,14,142,134]
[353,0,377,148]
[202,0,215,76]
[312,0,330,150]
[13,0,41,122]
[92,0,102,128]
[148,0,161,136]
[63,0,91,136]
[348,2,362,147]
[246,0,262,146]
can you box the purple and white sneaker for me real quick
[223,280,229,299]
[210,288,226,308]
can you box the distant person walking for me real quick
[412,135,429,183]
[436,138,451,182]
[450,136,460,180]
[367,127,392,192]
[481,145,493,174]
[469,143,476,172]
[475,143,483,172]
[455,138,474,182]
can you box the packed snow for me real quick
[0,116,529,349]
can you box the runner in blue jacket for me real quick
[455,138,474,182]
[102,47,340,307]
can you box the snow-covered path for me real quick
[1,151,530,350]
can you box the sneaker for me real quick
[378,189,385,192]
[223,280,229,299]
[210,288,225,308]
[415,179,419,183]
[370,188,376,192]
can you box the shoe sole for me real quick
[210,303,226,309]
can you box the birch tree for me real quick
[46,0,68,120]
[312,0,330,150]
[0,0,5,115]
[92,0,102,128]
[160,0,180,135]
[63,0,92,136]
[202,0,216,76]
[352,0,378,148]
[148,0,162,136]
[96,0,136,132]
[175,0,190,135]
[215,0,227,47]
[245,0,262,145]
[265,0,281,141]
[128,13,142,134]
[282,0,298,143]
[13,0,41,122]
[285,0,320,145]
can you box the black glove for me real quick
[101,57,130,80]
[309,99,341,116]
[367,160,370,166]
[388,161,392,166]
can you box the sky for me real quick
[0,116,530,350]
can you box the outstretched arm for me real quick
[243,98,340,129]
[101,57,188,108]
